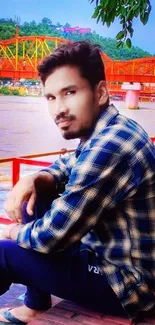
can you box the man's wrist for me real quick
[9,223,23,240]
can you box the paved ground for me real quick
[0,284,25,309]
[1,285,155,325]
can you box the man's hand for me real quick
[4,171,55,223]
[4,174,37,223]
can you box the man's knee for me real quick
[21,195,54,224]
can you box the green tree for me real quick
[90,0,151,48]
[64,23,71,28]
[41,17,52,26]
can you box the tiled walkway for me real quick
[2,285,155,325]
[0,284,131,325]
[0,284,25,309]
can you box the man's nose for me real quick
[55,98,67,115]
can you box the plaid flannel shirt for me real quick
[17,104,155,320]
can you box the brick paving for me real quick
[29,299,155,325]
[1,283,155,324]
[0,284,26,309]
[0,286,130,325]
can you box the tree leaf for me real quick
[100,0,109,9]
[127,25,134,37]
[116,30,125,40]
[117,40,124,49]
[126,9,134,21]
[143,12,149,25]
[126,38,132,48]
[92,6,101,19]
[135,7,140,18]
[97,14,102,23]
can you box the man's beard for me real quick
[62,127,89,140]
[55,113,79,139]
[55,99,110,140]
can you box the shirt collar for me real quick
[75,104,119,158]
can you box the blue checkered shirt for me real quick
[17,104,155,320]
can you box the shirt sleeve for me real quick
[40,152,76,184]
[17,145,134,253]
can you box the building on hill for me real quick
[56,25,91,34]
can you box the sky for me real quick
[1,0,155,54]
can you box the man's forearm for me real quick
[34,171,57,194]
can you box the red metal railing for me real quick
[0,149,74,221]
[0,158,52,223]
[11,138,155,186]
[0,148,74,186]
[12,158,51,186]
[11,148,75,186]
[0,138,155,188]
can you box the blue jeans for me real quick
[0,196,127,317]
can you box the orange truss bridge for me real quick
[0,32,155,83]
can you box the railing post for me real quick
[15,25,19,71]
[12,158,20,187]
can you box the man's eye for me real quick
[47,96,55,101]
[66,90,76,96]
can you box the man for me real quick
[0,41,155,324]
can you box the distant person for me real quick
[0,41,155,324]
[22,60,26,70]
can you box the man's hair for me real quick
[38,41,106,89]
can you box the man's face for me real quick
[44,65,108,139]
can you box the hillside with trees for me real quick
[0,18,153,60]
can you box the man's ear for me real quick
[97,80,109,105]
